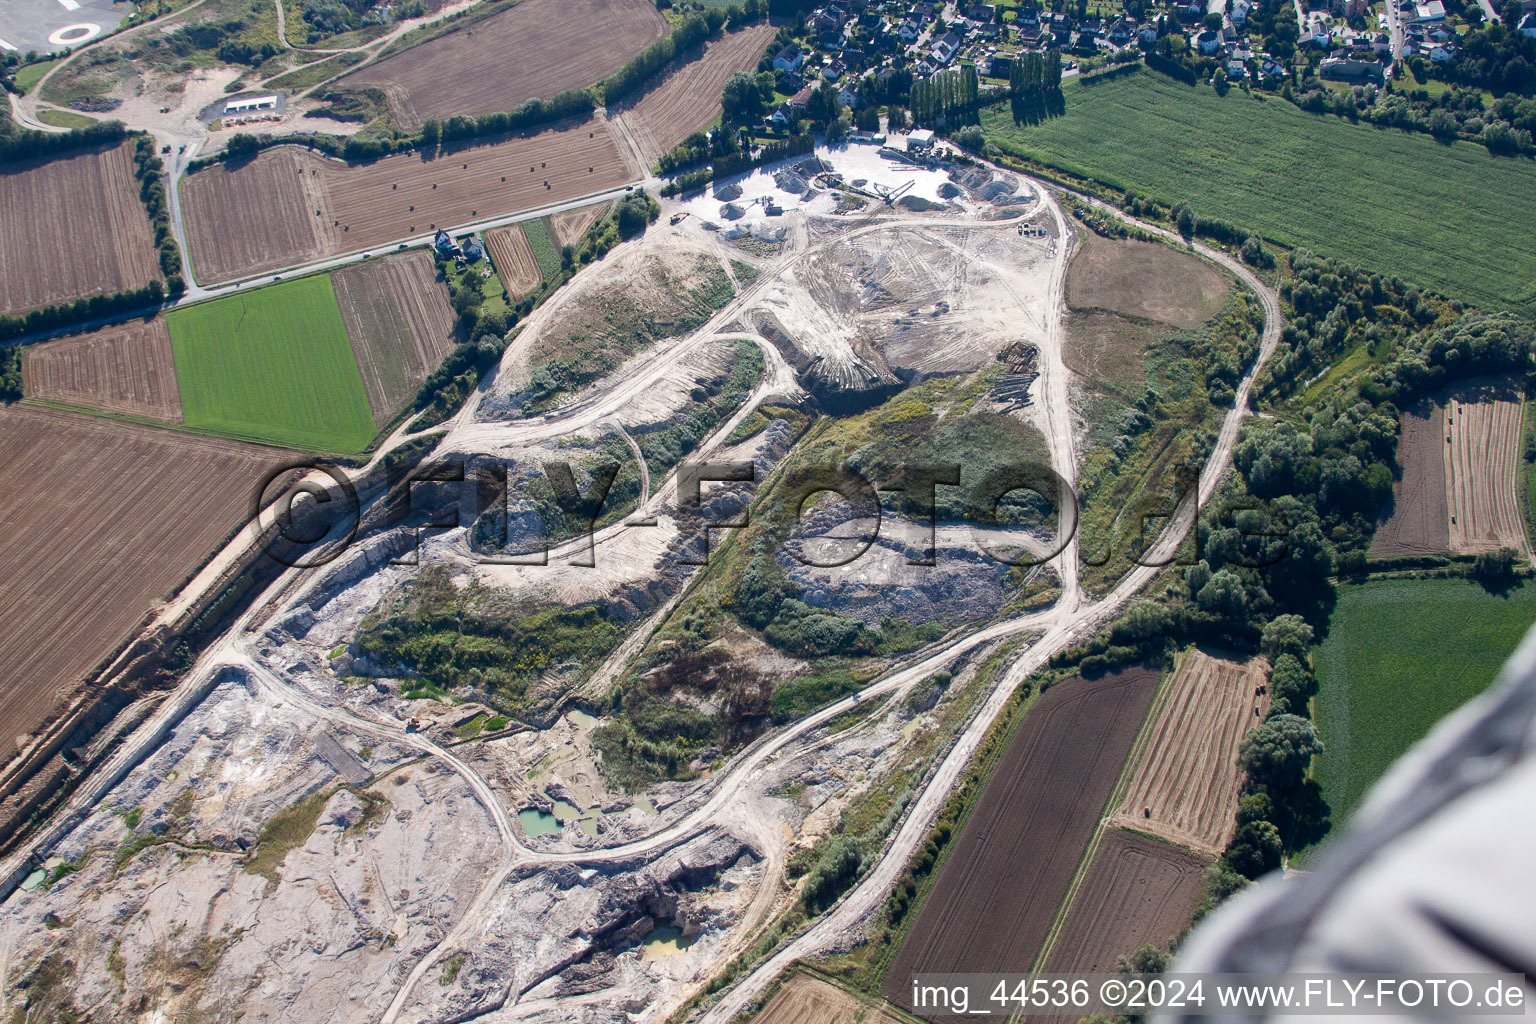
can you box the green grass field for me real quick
[1312,579,1536,822]
[36,109,97,129]
[14,60,61,93]
[522,219,562,281]
[981,72,1536,314]
[167,275,378,452]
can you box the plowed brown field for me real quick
[754,973,905,1024]
[1111,649,1268,855]
[22,317,184,422]
[882,666,1161,1020]
[548,201,610,247]
[0,404,290,745]
[342,0,668,131]
[485,224,543,299]
[180,120,632,283]
[331,250,457,425]
[1444,381,1526,556]
[0,142,161,316]
[615,23,778,167]
[1044,829,1207,975]
[1371,400,1449,558]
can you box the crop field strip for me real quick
[485,225,545,299]
[330,251,458,426]
[21,318,184,422]
[1443,382,1526,556]
[1064,232,1228,329]
[1313,578,1536,820]
[615,22,779,167]
[180,119,633,284]
[340,0,668,131]
[1110,649,1269,855]
[881,666,1161,1023]
[753,972,907,1024]
[1041,829,1207,976]
[1371,400,1450,558]
[981,73,1536,315]
[521,218,562,279]
[548,201,610,247]
[166,274,378,453]
[0,141,161,316]
[0,404,291,745]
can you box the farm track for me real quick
[21,318,185,422]
[1110,650,1269,855]
[180,120,632,283]
[339,0,668,132]
[0,142,161,316]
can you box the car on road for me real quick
[362,252,371,259]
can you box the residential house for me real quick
[776,70,804,92]
[988,53,1015,76]
[1521,10,1536,37]
[1372,32,1393,52]
[1260,56,1287,79]
[1320,54,1384,79]
[1428,41,1454,60]
[1107,17,1133,45]
[460,235,485,261]
[773,45,804,71]
[897,17,922,41]
[1226,57,1248,78]
[1308,25,1332,47]
[1138,20,1160,43]
[1197,27,1223,53]
[1230,0,1252,24]
[823,58,848,80]
[931,29,962,62]
[839,84,860,107]
[433,229,457,257]
[788,86,814,113]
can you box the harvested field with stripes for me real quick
[341,0,668,131]
[615,22,777,167]
[1043,829,1208,975]
[331,250,458,425]
[882,666,1161,1021]
[1444,381,1525,556]
[0,404,289,744]
[0,142,161,316]
[22,318,184,422]
[180,120,633,283]
[548,201,610,247]
[753,973,905,1024]
[485,225,544,299]
[1372,380,1526,559]
[1111,649,1269,855]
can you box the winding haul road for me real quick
[0,152,1284,1024]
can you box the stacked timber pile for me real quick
[992,341,1038,407]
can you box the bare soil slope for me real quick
[0,142,161,315]
[1112,649,1268,854]
[342,0,668,131]
[22,317,184,422]
[181,121,631,283]
[0,404,290,744]
[331,250,458,425]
